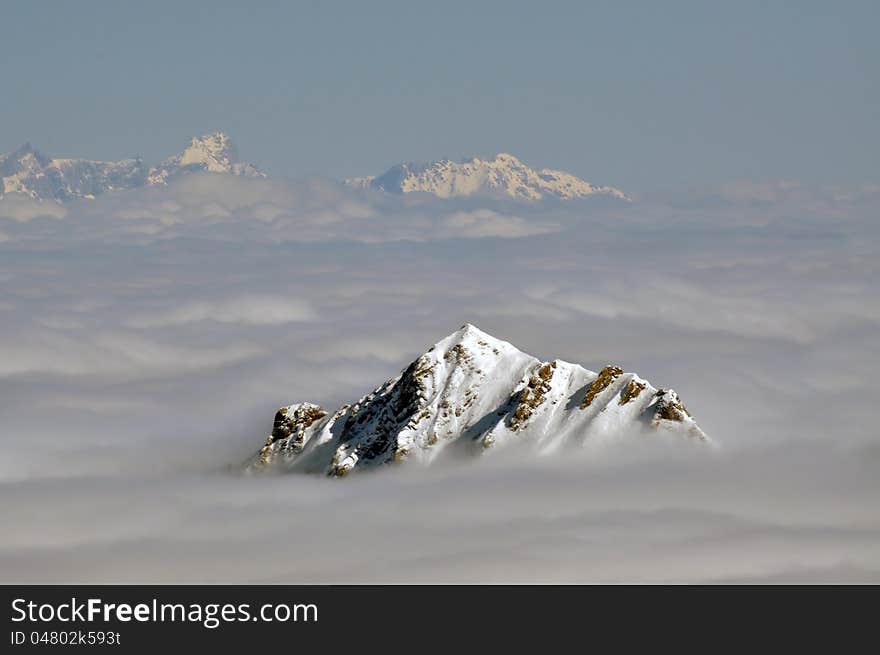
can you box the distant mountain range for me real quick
[0,132,263,201]
[247,324,706,477]
[1,133,626,202]
[346,153,628,201]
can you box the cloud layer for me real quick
[0,173,878,582]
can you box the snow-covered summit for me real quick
[345,153,628,201]
[0,132,263,201]
[146,132,263,185]
[248,323,707,477]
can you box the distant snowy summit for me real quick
[248,324,706,477]
[145,132,262,186]
[346,153,628,201]
[0,132,263,201]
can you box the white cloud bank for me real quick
[0,172,877,582]
[0,442,877,583]
[0,195,67,222]
[124,295,318,328]
[3,174,558,245]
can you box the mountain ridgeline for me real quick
[345,153,628,201]
[0,132,263,201]
[1,134,627,203]
[247,324,707,477]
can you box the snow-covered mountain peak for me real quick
[146,132,264,185]
[177,131,237,171]
[435,322,510,351]
[345,153,628,201]
[248,324,707,477]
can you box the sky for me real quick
[0,2,878,582]
[1,0,878,192]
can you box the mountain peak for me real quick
[148,131,260,183]
[492,152,523,163]
[457,321,483,336]
[1,142,47,167]
[452,321,492,341]
[179,131,237,170]
[427,323,520,363]
[345,153,627,201]
[248,325,707,477]
[196,130,231,144]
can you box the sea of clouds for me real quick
[1,174,878,582]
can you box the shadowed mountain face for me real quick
[0,132,263,201]
[345,153,628,201]
[248,324,707,477]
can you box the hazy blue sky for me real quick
[2,0,877,191]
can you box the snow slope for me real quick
[249,324,707,476]
[0,132,262,201]
[346,153,628,201]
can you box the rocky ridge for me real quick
[248,324,707,477]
